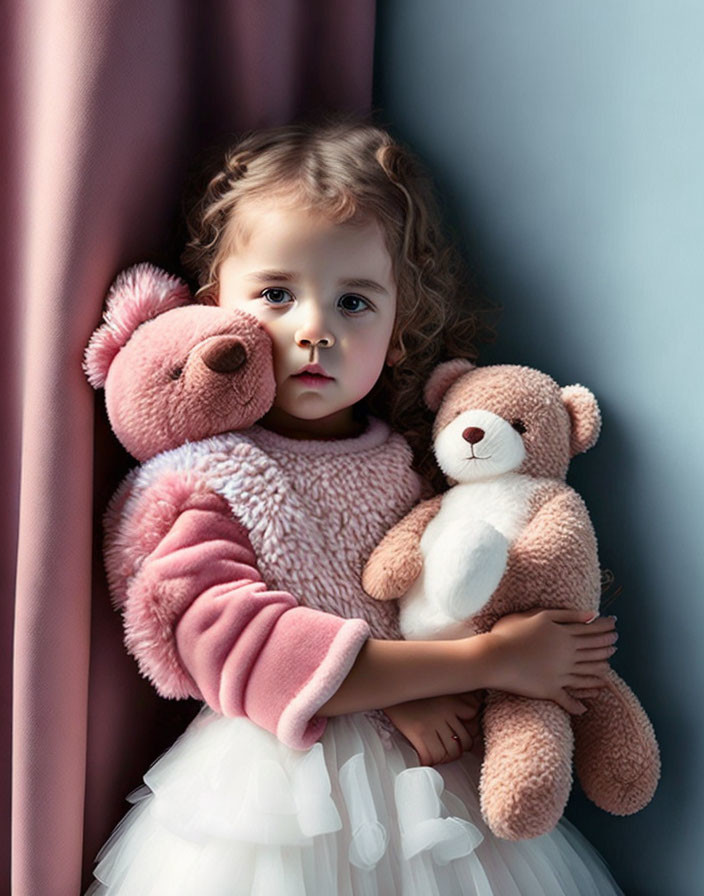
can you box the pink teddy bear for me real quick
[84,263,278,698]
[84,262,275,462]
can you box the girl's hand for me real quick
[484,609,618,715]
[383,692,483,767]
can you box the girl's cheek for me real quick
[271,346,293,388]
[358,365,386,395]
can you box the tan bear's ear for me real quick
[424,359,476,411]
[561,385,602,455]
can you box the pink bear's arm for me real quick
[121,487,370,750]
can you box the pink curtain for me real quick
[5,2,376,892]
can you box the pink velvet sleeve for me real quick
[122,488,370,750]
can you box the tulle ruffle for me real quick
[87,707,623,896]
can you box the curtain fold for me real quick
[6,2,375,893]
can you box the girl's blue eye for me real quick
[339,294,370,314]
[261,287,292,305]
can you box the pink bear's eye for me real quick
[511,419,527,434]
[169,366,183,380]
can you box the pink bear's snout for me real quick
[201,337,248,374]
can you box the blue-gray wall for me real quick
[375,3,703,894]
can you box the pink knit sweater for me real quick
[104,418,422,750]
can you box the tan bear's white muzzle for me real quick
[435,409,526,482]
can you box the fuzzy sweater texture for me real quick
[104,418,422,749]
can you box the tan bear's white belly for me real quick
[399,475,543,640]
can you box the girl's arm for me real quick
[114,480,370,751]
[113,472,615,750]
[318,608,617,717]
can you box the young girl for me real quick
[88,119,623,895]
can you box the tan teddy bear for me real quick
[362,360,660,841]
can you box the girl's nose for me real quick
[294,310,335,349]
[296,334,334,349]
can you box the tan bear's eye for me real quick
[511,419,527,434]
[168,366,183,380]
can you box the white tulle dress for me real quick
[88,707,623,895]
[87,421,624,895]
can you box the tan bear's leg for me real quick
[480,692,573,841]
[572,667,660,815]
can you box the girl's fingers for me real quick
[572,659,611,676]
[546,608,602,624]
[457,710,481,726]
[429,731,451,766]
[576,645,617,662]
[554,690,587,715]
[415,733,449,767]
[414,736,441,767]
[455,700,481,719]
[567,688,602,699]
[457,690,483,707]
[434,723,471,764]
[449,720,473,754]
[564,617,616,635]
[460,717,481,740]
[576,631,618,649]
[414,745,432,766]
[565,674,609,689]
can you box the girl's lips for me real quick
[292,372,334,386]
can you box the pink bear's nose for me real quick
[202,338,247,373]
[462,427,485,444]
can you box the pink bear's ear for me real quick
[424,359,476,411]
[83,263,191,389]
[561,384,602,455]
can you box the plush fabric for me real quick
[104,419,422,750]
[431,364,601,481]
[364,363,660,840]
[132,490,370,748]
[83,264,192,388]
[85,289,277,461]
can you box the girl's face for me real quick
[217,197,398,439]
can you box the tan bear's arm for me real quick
[362,494,444,601]
[480,486,601,625]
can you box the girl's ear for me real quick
[424,359,476,411]
[561,384,602,455]
[385,345,402,366]
[198,285,219,307]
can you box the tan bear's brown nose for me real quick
[202,339,247,374]
[462,427,485,444]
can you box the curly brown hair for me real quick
[181,114,495,491]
